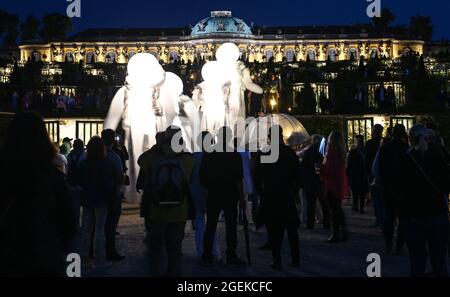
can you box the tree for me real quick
[21,15,40,41]
[409,15,433,41]
[2,12,20,47]
[297,82,316,114]
[40,13,72,41]
[372,8,395,33]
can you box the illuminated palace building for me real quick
[15,11,448,145]
[20,11,423,65]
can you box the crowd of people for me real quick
[0,111,448,277]
[0,88,113,114]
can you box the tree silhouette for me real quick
[372,8,395,33]
[21,15,40,41]
[0,11,20,47]
[297,82,316,114]
[40,13,72,41]
[409,15,433,41]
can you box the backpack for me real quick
[148,156,187,207]
[66,153,81,186]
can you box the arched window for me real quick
[86,52,95,64]
[239,48,246,59]
[307,49,316,61]
[128,51,136,59]
[348,48,358,60]
[370,48,379,59]
[106,51,116,63]
[32,51,41,62]
[169,51,179,62]
[65,52,75,63]
[286,49,295,62]
[328,48,336,61]
[266,50,274,61]
[403,48,411,57]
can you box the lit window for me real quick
[106,52,116,63]
[286,49,295,62]
[170,51,179,62]
[349,48,358,60]
[32,52,41,62]
[370,48,378,59]
[307,49,316,61]
[65,52,75,63]
[328,48,336,61]
[266,50,274,61]
[86,52,95,64]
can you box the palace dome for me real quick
[191,11,253,37]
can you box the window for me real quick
[169,51,179,62]
[76,121,104,145]
[370,48,379,59]
[307,49,316,61]
[403,48,412,57]
[286,49,295,62]
[346,117,374,148]
[390,117,416,131]
[348,48,358,60]
[32,51,41,62]
[266,50,274,61]
[106,52,116,63]
[328,48,336,61]
[86,52,95,64]
[65,52,75,63]
[45,121,60,143]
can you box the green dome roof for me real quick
[191,11,253,37]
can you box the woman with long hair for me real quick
[321,131,349,243]
[0,112,76,276]
[78,136,115,268]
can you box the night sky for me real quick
[2,0,450,40]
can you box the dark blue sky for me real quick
[2,0,450,40]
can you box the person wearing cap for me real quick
[60,137,73,157]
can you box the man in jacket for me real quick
[255,125,301,270]
[200,126,245,267]
[139,126,194,276]
[379,124,409,254]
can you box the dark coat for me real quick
[0,167,76,276]
[255,144,301,228]
[398,146,450,218]
[300,143,323,194]
[365,137,382,177]
[199,151,243,201]
[379,138,410,206]
[347,147,369,193]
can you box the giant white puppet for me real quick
[193,43,263,135]
[104,53,188,201]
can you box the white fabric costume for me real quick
[104,54,187,201]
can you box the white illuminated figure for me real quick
[192,61,227,132]
[104,53,187,201]
[193,43,263,135]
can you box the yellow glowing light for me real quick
[270,99,277,107]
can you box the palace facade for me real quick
[19,11,424,65]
